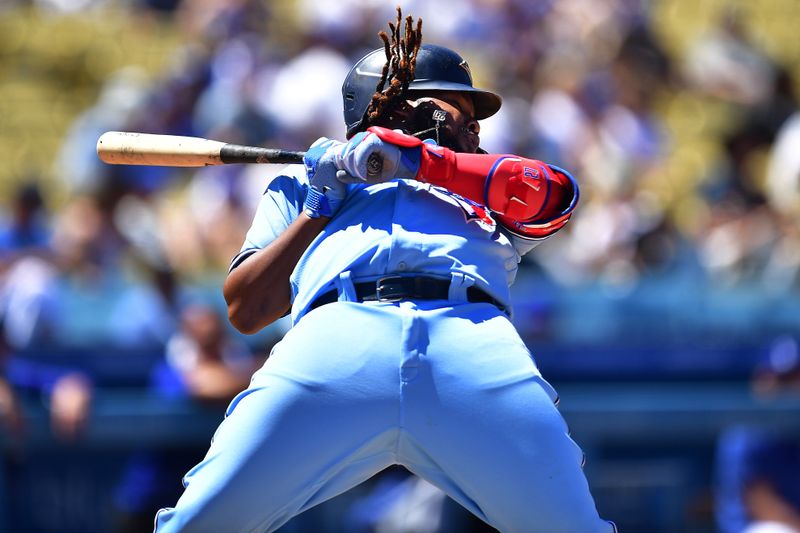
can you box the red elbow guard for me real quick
[366,126,579,238]
[419,150,552,219]
[420,150,580,238]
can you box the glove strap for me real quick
[303,186,337,218]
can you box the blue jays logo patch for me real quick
[428,186,496,231]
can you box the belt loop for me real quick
[448,272,473,303]
[336,271,357,303]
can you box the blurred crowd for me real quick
[1,0,800,530]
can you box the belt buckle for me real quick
[375,276,406,302]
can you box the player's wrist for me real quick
[303,137,348,217]
[301,209,332,222]
[303,185,341,218]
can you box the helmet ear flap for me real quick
[343,89,363,138]
[342,48,386,138]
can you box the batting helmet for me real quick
[342,44,502,138]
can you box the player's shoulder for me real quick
[263,164,308,195]
[276,163,307,184]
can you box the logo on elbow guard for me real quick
[523,166,541,191]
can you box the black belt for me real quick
[309,275,503,311]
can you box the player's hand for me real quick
[303,133,421,218]
[334,131,419,184]
[302,138,349,218]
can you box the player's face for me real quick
[408,91,481,153]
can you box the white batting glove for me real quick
[334,130,419,184]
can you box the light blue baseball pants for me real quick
[154,300,614,532]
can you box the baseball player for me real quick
[155,11,615,533]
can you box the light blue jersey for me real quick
[156,167,614,533]
[232,165,540,323]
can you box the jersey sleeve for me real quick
[228,166,307,272]
[503,229,544,257]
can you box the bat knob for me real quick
[366,152,383,179]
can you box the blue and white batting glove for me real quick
[303,138,348,218]
[335,131,420,184]
[303,132,421,218]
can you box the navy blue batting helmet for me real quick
[342,44,502,138]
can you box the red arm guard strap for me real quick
[367,126,579,239]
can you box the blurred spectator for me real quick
[0,377,23,435]
[106,265,181,349]
[54,67,151,196]
[112,303,261,533]
[254,45,352,144]
[751,336,800,398]
[174,0,272,44]
[683,6,776,106]
[716,425,800,533]
[715,335,800,533]
[44,191,128,347]
[0,182,59,350]
[295,0,386,49]
[0,182,51,258]
[1,301,94,443]
[0,256,60,350]
[695,61,797,290]
[523,19,678,291]
[158,303,258,401]
[2,344,95,445]
[126,44,212,141]
[52,190,126,279]
[0,327,23,436]
[47,371,93,442]
[766,111,800,218]
[191,34,280,145]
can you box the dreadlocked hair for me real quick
[364,7,423,128]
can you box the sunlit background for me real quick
[1,1,799,532]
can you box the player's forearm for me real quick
[224,213,329,333]
[365,127,579,238]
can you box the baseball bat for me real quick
[96,131,305,167]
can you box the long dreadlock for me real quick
[364,7,423,129]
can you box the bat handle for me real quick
[220,144,305,165]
